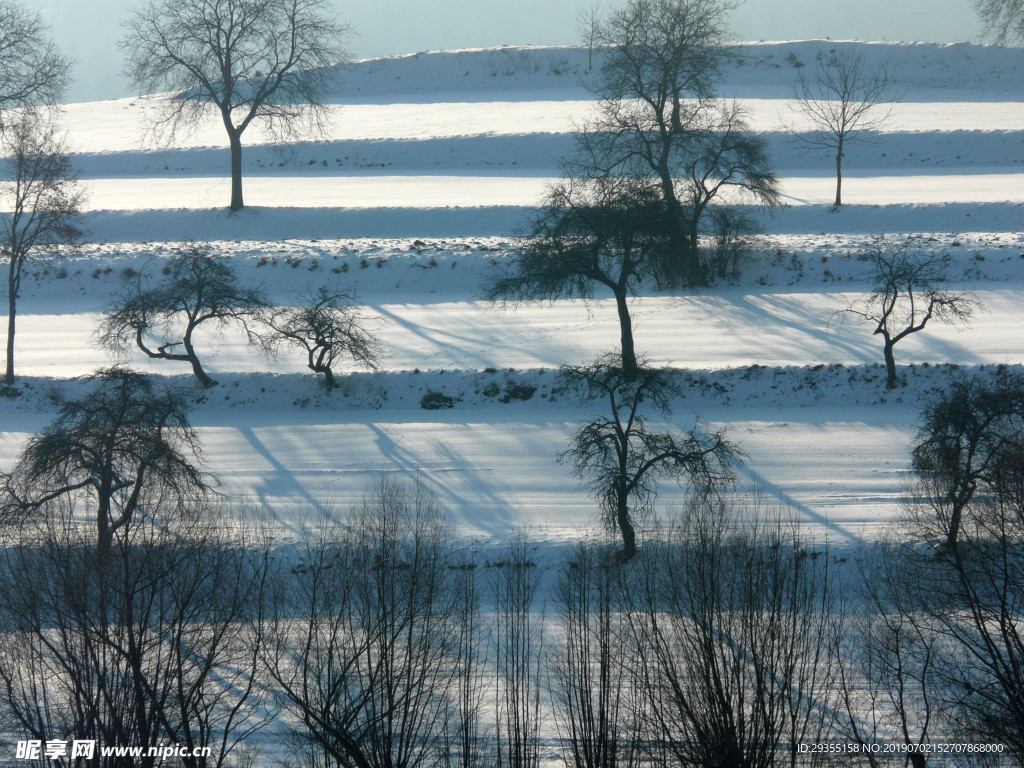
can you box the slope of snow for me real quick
[1,41,1023,544]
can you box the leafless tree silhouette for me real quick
[974,0,1024,43]
[0,504,273,768]
[2,110,84,384]
[577,1,604,70]
[623,497,841,767]
[262,286,381,389]
[0,367,210,560]
[0,0,69,121]
[559,355,737,562]
[122,0,350,211]
[487,175,672,378]
[834,237,979,389]
[99,244,269,388]
[791,49,902,207]
[264,477,463,768]
[910,374,1024,550]
[585,0,779,285]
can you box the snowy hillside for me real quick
[1,40,1023,545]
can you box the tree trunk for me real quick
[183,334,215,388]
[613,289,638,378]
[97,489,113,566]
[883,340,898,389]
[321,366,336,389]
[682,218,706,287]
[4,273,15,384]
[228,128,244,212]
[946,497,969,552]
[614,484,637,563]
[835,138,844,207]
[657,173,704,288]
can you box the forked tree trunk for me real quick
[183,334,215,388]
[320,365,336,389]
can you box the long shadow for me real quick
[365,423,522,537]
[370,301,569,371]
[674,290,979,366]
[83,206,533,243]
[733,460,863,545]
[235,426,332,535]
[69,135,574,180]
[63,131,1024,181]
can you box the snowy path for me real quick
[59,98,1024,157]
[67,171,1024,212]
[0,407,914,541]
[7,289,1020,378]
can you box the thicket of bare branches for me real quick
[0,503,273,768]
[549,541,639,768]
[622,498,841,768]
[0,463,1021,763]
[974,0,1024,43]
[263,477,465,768]
[491,536,545,768]
[121,0,350,211]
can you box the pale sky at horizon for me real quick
[29,0,984,102]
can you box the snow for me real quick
[1,40,1023,549]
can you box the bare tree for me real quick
[974,0,1024,43]
[491,536,545,768]
[0,367,210,560]
[894,425,1024,761]
[0,0,70,120]
[549,541,639,768]
[121,0,350,211]
[623,497,841,768]
[577,1,604,70]
[587,0,779,286]
[558,355,737,562]
[262,286,381,389]
[449,562,489,768]
[2,110,84,384]
[834,237,980,390]
[263,476,462,768]
[833,544,940,768]
[99,244,269,388]
[0,503,273,768]
[791,48,902,207]
[487,175,672,379]
[910,375,1024,550]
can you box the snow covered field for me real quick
[2,39,1023,546]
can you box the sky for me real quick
[30,0,984,103]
